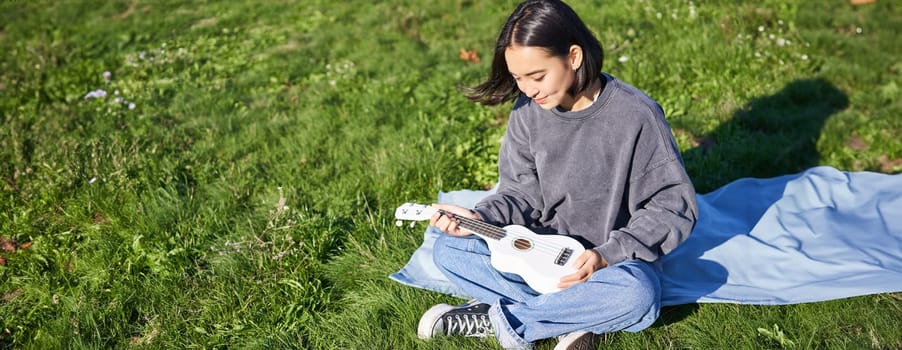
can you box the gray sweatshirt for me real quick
[473,73,698,266]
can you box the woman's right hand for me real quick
[429,203,481,237]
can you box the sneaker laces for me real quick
[444,313,492,337]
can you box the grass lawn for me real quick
[1,0,900,348]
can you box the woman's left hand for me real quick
[557,249,607,289]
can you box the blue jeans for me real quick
[433,234,661,349]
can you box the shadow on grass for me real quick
[652,78,849,327]
[683,78,849,193]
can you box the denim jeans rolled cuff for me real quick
[489,300,533,350]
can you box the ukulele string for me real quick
[438,210,573,255]
[429,208,567,255]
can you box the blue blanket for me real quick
[390,166,902,305]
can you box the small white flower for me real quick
[89,177,97,184]
[856,27,863,34]
[801,54,809,61]
[128,102,136,110]
[776,38,786,46]
[84,89,107,99]
[758,26,765,32]
[103,71,111,82]
[618,56,629,63]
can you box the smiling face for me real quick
[505,44,586,111]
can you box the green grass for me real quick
[1,0,900,348]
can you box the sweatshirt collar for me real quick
[550,73,615,121]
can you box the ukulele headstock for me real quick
[393,203,436,227]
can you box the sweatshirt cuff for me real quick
[472,207,501,226]
[596,238,627,266]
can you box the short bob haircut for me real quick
[467,0,603,106]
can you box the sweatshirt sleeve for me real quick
[595,160,698,265]
[473,107,543,227]
[595,113,698,265]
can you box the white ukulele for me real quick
[394,203,586,294]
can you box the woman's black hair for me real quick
[466,0,603,105]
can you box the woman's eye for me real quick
[535,76,545,81]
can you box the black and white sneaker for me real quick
[417,300,494,339]
[554,331,603,350]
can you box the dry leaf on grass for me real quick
[93,212,110,224]
[2,289,22,303]
[459,48,480,63]
[847,133,869,151]
[878,155,902,173]
[0,237,33,253]
[113,0,138,20]
[0,238,15,253]
[674,129,717,153]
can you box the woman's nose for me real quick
[516,80,538,97]
[524,84,539,97]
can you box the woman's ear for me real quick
[569,45,583,71]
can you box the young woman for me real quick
[418,1,698,349]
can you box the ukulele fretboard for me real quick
[438,209,506,241]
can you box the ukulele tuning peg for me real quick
[395,220,403,227]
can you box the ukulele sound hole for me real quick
[513,238,533,251]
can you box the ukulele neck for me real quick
[438,209,507,241]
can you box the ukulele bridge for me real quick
[554,248,574,266]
